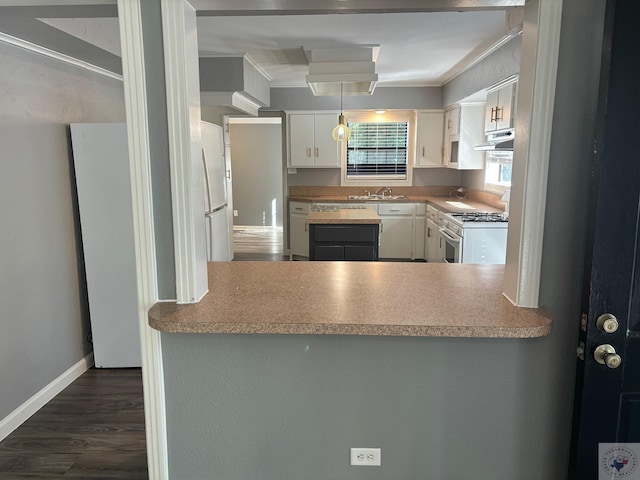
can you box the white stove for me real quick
[438,211,508,264]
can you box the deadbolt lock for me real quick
[596,313,619,333]
[594,344,622,369]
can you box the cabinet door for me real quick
[446,106,460,136]
[414,215,426,259]
[289,114,315,167]
[313,114,340,167]
[484,89,500,133]
[290,213,309,257]
[495,83,515,132]
[379,216,413,259]
[416,111,444,167]
[426,218,440,262]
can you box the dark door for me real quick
[571,1,640,479]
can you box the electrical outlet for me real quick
[350,448,381,466]
[233,210,238,217]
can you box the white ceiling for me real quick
[39,9,515,88]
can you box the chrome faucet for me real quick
[374,186,392,197]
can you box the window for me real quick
[484,150,512,192]
[346,121,408,179]
[340,110,415,186]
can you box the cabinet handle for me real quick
[490,107,496,122]
[495,106,503,121]
[294,207,303,211]
[427,227,431,238]
[306,147,312,157]
[305,223,308,232]
[422,146,425,157]
[315,147,319,157]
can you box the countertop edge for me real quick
[148,263,552,339]
[149,318,552,339]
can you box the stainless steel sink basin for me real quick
[347,194,408,201]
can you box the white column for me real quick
[161,0,209,304]
[503,0,563,307]
[117,1,168,478]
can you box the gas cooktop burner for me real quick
[450,212,508,222]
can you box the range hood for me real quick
[305,46,379,96]
[475,129,514,151]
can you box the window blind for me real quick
[346,121,408,178]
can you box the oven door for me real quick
[439,227,462,263]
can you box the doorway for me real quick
[227,117,284,257]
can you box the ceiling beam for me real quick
[0,3,116,18]
[193,0,524,16]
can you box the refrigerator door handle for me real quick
[205,203,228,216]
[202,148,213,212]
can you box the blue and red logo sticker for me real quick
[600,444,640,479]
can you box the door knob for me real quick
[594,344,622,369]
[596,313,619,333]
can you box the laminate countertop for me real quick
[307,206,381,224]
[149,262,551,338]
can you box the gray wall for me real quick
[160,1,607,478]
[0,42,125,420]
[443,34,522,107]
[229,123,283,226]
[199,57,270,106]
[141,0,175,300]
[286,168,462,187]
[163,333,540,480]
[268,86,442,111]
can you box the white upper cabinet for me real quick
[444,104,485,170]
[415,110,444,168]
[445,106,460,136]
[289,113,340,168]
[484,82,517,133]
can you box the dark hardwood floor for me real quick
[0,368,147,479]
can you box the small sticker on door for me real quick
[600,443,640,479]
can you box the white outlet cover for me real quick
[350,448,381,466]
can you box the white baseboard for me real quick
[0,352,95,442]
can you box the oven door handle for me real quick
[439,227,461,243]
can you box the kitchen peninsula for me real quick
[152,261,552,479]
[149,262,550,337]
[307,205,381,261]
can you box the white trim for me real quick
[503,0,563,307]
[200,91,262,116]
[0,31,123,82]
[228,116,281,124]
[0,353,94,442]
[117,1,168,478]
[243,53,273,82]
[162,0,207,305]
[340,109,416,187]
[439,29,522,86]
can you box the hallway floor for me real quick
[0,368,147,479]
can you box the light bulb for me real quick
[332,114,351,142]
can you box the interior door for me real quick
[571,1,640,479]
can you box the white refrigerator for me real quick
[201,121,232,261]
[70,121,232,367]
[70,123,141,368]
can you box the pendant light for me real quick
[332,83,351,142]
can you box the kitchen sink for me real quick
[347,194,408,201]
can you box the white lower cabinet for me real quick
[289,201,309,257]
[378,203,415,260]
[426,218,440,262]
